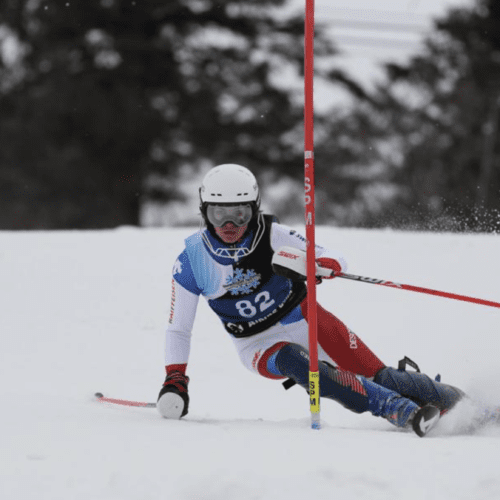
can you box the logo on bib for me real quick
[224,268,261,295]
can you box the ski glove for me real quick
[316,257,342,283]
[157,365,189,419]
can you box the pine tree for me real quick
[0,0,335,228]
[315,0,500,230]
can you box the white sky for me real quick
[285,0,476,106]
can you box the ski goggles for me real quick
[206,204,253,227]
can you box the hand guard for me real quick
[157,368,189,419]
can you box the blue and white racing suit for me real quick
[164,214,355,376]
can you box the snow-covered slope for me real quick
[2,226,500,500]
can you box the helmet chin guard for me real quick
[201,213,266,261]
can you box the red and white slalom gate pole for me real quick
[304,0,320,430]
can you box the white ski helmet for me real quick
[199,164,260,206]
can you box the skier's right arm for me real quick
[158,251,201,418]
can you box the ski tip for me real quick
[412,405,440,437]
[94,392,104,399]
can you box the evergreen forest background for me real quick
[1,0,499,231]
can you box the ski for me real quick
[432,401,500,435]
[466,405,500,432]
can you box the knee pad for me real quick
[273,343,310,389]
[374,365,464,412]
[274,343,370,413]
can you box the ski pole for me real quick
[94,392,156,408]
[336,272,500,309]
[272,246,500,310]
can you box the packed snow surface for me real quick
[2,226,500,500]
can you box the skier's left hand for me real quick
[316,257,342,282]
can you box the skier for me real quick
[157,163,463,436]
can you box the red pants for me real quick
[301,297,385,378]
